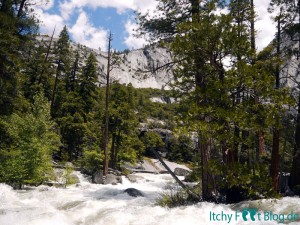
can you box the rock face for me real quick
[124,188,144,197]
[37,35,173,89]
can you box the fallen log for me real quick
[151,148,200,201]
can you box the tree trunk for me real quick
[151,148,200,201]
[50,61,61,114]
[103,32,113,176]
[109,133,116,169]
[17,0,26,18]
[38,26,56,85]
[190,0,214,201]
[271,128,280,192]
[199,134,214,201]
[270,14,281,192]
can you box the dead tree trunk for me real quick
[103,32,113,176]
[151,148,200,201]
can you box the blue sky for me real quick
[35,0,276,52]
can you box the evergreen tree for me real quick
[109,83,142,169]
[51,25,71,116]
[80,52,98,118]
[0,0,38,115]
[23,44,53,102]
[139,0,291,201]
[268,0,300,193]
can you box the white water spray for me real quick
[0,172,299,225]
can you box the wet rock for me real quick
[44,181,65,188]
[104,174,122,185]
[126,174,144,183]
[108,168,122,176]
[124,188,144,197]
[92,170,104,184]
[65,162,74,168]
[174,167,191,176]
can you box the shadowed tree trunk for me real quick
[270,16,281,192]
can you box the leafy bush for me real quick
[81,150,104,174]
[0,93,60,187]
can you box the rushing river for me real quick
[0,172,299,225]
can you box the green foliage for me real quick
[210,161,277,199]
[167,135,194,163]
[0,0,38,115]
[141,131,165,156]
[81,150,104,174]
[119,135,145,163]
[63,165,74,186]
[80,52,98,116]
[0,93,60,186]
[156,184,198,208]
[23,45,53,102]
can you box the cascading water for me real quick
[0,172,299,225]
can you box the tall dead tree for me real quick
[103,32,113,176]
[102,32,120,176]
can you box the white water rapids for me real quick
[0,172,299,225]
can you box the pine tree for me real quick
[269,0,297,192]
[139,0,291,201]
[108,83,141,169]
[51,26,71,116]
[0,0,37,115]
[80,52,98,118]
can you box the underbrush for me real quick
[156,184,200,207]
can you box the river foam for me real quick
[0,172,299,225]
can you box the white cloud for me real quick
[254,0,276,51]
[35,0,276,52]
[69,11,108,50]
[59,0,157,21]
[123,19,147,49]
[35,0,158,50]
[35,7,65,37]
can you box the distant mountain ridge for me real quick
[37,34,299,92]
[37,35,174,89]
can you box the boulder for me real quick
[174,167,191,176]
[104,174,122,185]
[124,188,144,197]
[65,162,74,168]
[108,168,122,176]
[92,170,104,184]
[126,174,144,183]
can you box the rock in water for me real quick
[104,174,122,185]
[124,188,144,197]
[126,174,144,183]
[174,167,191,176]
[92,170,104,184]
